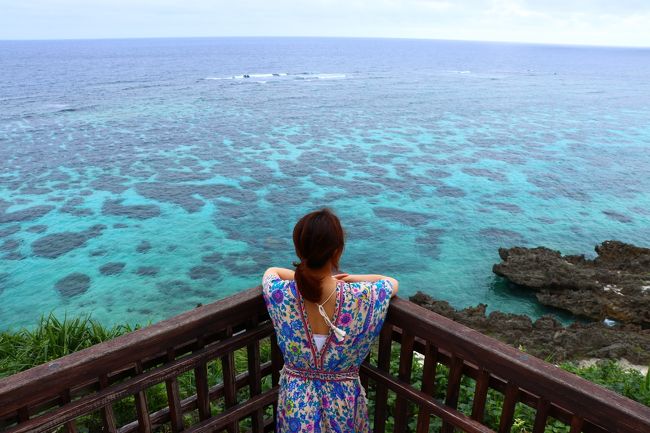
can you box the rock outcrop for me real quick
[409,291,650,364]
[492,241,650,326]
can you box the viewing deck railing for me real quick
[1,287,649,432]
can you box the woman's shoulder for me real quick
[261,269,296,301]
[344,279,396,300]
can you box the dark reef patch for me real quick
[135,266,159,277]
[602,210,633,223]
[1,239,20,251]
[135,182,204,213]
[91,175,130,193]
[26,224,47,233]
[113,223,129,229]
[157,279,192,296]
[425,169,452,179]
[189,265,221,280]
[0,225,20,237]
[483,201,523,214]
[55,273,91,297]
[100,262,126,276]
[2,252,25,260]
[435,185,466,198]
[462,167,507,182]
[102,199,161,220]
[202,252,223,264]
[32,224,107,259]
[20,186,53,195]
[0,205,55,223]
[373,207,434,227]
[0,272,8,295]
[60,197,94,216]
[136,241,152,253]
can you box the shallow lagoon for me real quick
[1,38,649,329]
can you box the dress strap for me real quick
[317,281,346,342]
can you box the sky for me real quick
[1,0,649,47]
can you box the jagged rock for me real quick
[410,291,650,364]
[493,241,650,326]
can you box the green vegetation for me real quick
[1,315,648,432]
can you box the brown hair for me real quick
[292,208,345,303]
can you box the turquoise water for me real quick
[1,38,649,329]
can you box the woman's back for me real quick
[262,273,394,433]
[263,273,394,371]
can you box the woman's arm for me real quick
[262,267,295,282]
[339,274,399,297]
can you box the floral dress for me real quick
[262,273,394,433]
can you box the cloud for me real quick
[0,0,648,46]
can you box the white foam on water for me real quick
[204,72,346,82]
[313,73,347,80]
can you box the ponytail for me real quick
[293,261,324,303]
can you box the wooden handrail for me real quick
[385,297,650,432]
[1,288,649,432]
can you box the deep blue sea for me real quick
[1,37,649,329]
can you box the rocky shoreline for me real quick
[409,241,650,365]
[409,291,650,364]
[493,240,650,326]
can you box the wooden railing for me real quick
[1,287,649,432]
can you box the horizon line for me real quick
[1,35,648,50]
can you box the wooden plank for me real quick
[4,323,273,433]
[194,336,211,422]
[0,286,268,417]
[373,323,393,433]
[60,389,78,433]
[532,398,550,433]
[270,333,282,387]
[246,319,264,433]
[17,408,29,422]
[222,326,239,433]
[394,331,415,433]
[570,415,584,433]
[269,332,282,425]
[133,362,152,433]
[362,363,493,433]
[441,355,465,433]
[99,374,118,433]
[164,350,184,433]
[498,383,519,433]
[470,369,491,423]
[415,342,438,433]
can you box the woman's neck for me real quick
[305,264,338,304]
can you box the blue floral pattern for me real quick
[262,273,394,432]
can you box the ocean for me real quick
[1,37,649,329]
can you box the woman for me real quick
[262,208,398,432]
